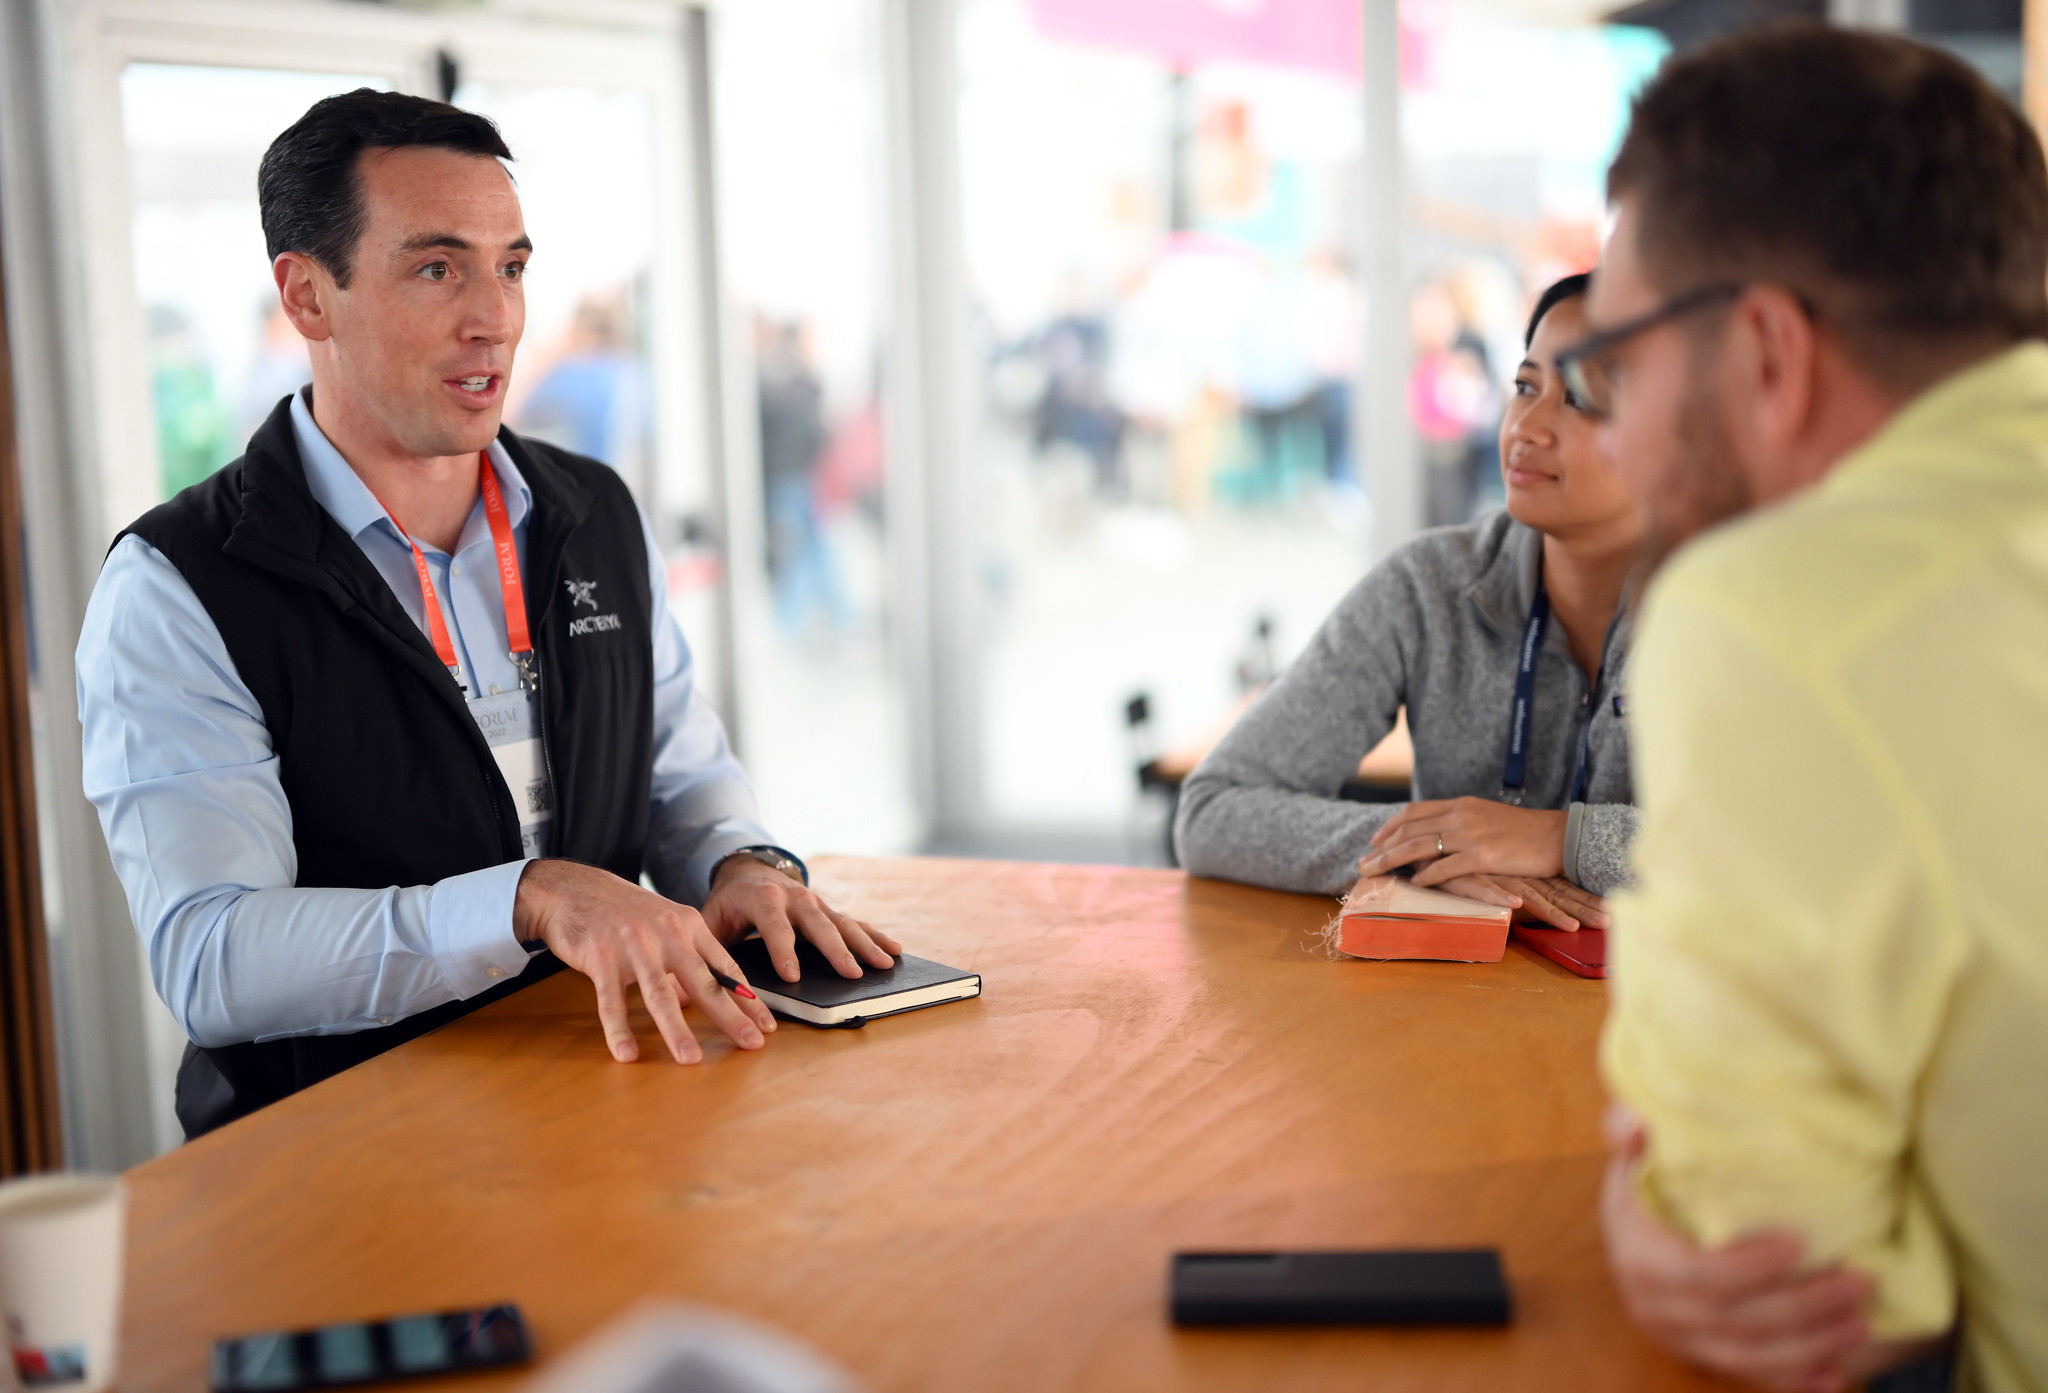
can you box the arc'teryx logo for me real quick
[563,577,622,637]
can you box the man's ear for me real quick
[274,252,332,343]
[1731,284,1819,462]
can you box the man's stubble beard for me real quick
[394,391,506,462]
[1636,371,1755,580]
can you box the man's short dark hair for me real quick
[1608,25,2048,367]
[257,89,513,288]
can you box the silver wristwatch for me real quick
[726,845,809,886]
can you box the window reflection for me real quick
[122,64,385,500]
[454,82,657,500]
[960,0,1372,832]
[714,0,919,855]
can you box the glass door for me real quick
[955,0,1373,841]
[121,64,392,503]
[452,81,660,503]
[708,0,922,856]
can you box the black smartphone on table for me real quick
[210,1304,532,1391]
[1171,1249,1511,1326]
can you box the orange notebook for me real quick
[1336,874,1512,963]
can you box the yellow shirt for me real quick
[1604,343,2048,1393]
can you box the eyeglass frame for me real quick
[1552,281,1744,418]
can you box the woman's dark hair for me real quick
[1525,272,1591,349]
[257,89,513,288]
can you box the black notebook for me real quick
[724,935,981,1028]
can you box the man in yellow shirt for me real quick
[1561,27,2048,1393]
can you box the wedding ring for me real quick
[1435,833,1446,857]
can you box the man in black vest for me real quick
[76,90,899,1139]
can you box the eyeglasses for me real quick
[1552,282,1743,419]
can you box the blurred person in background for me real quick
[1174,272,1640,931]
[1302,247,1361,489]
[148,304,233,496]
[1583,28,2048,1393]
[1030,292,1125,497]
[1106,235,1262,515]
[518,291,650,484]
[1448,261,1522,517]
[1409,279,1500,526]
[241,300,313,449]
[1232,256,1339,504]
[757,317,848,638]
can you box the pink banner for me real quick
[1026,0,1364,80]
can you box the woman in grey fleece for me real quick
[1175,275,1641,930]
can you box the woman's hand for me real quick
[1428,873,1609,931]
[1358,797,1568,884]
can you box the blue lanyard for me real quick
[1501,575,1595,807]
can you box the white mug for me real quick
[0,1175,125,1393]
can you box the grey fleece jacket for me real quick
[1175,510,1637,898]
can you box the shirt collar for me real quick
[1467,515,1547,636]
[1839,340,2048,480]
[1467,513,1637,664]
[288,387,534,551]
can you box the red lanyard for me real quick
[369,453,535,693]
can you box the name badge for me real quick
[468,688,554,859]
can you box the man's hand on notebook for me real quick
[515,860,780,1065]
[1428,874,1609,932]
[1357,797,1567,886]
[702,856,903,986]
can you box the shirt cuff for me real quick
[1562,802,1588,886]
[687,828,781,905]
[426,860,534,999]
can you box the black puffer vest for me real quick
[121,397,654,1138]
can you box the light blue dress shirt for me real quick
[76,390,776,1048]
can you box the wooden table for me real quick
[121,858,1731,1392]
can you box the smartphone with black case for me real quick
[1170,1249,1511,1326]
[210,1304,532,1391]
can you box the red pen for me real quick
[711,970,758,1000]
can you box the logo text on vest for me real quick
[569,612,623,637]
[564,577,618,635]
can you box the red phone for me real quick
[1511,925,1606,979]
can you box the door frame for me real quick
[0,189,65,1178]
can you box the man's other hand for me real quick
[1599,1105,1951,1393]
[702,855,902,984]
[514,859,777,1064]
